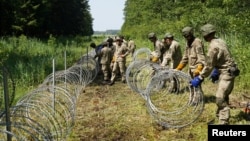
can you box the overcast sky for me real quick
[89,0,125,31]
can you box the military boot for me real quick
[218,107,230,125]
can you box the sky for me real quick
[89,0,125,31]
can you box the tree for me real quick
[0,0,93,37]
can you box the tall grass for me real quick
[0,33,249,107]
[0,35,95,104]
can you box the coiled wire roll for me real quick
[126,53,204,128]
[146,69,204,128]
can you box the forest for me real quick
[0,0,250,140]
[0,0,93,37]
[0,0,249,105]
[1,0,249,40]
[122,0,250,41]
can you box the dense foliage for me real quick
[0,0,93,37]
[0,0,250,100]
[122,0,250,41]
[120,0,250,90]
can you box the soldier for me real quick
[109,37,130,85]
[161,33,182,93]
[176,27,206,78]
[106,37,115,78]
[148,32,165,64]
[128,39,136,57]
[99,41,112,84]
[119,35,128,47]
[190,23,240,125]
[90,42,102,74]
[161,32,182,69]
[175,26,206,104]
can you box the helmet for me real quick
[200,24,216,36]
[106,37,113,43]
[115,37,123,42]
[90,42,96,48]
[119,35,125,39]
[182,26,193,37]
[164,32,173,39]
[148,32,156,39]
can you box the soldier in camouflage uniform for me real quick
[176,26,206,78]
[190,24,240,125]
[128,39,136,57]
[106,37,115,78]
[148,32,165,64]
[109,37,130,85]
[161,33,182,69]
[99,42,112,84]
[161,33,183,93]
[176,27,206,103]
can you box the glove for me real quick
[193,64,203,77]
[151,56,159,63]
[111,56,116,63]
[210,68,219,83]
[190,76,203,88]
[176,63,185,71]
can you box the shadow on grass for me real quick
[204,95,216,104]
[231,110,250,122]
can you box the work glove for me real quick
[111,56,116,63]
[209,68,219,83]
[151,56,159,63]
[193,64,203,77]
[190,76,203,88]
[176,63,185,71]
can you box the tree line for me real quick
[121,0,250,41]
[1,0,250,41]
[0,0,93,37]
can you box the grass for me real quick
[0,35,249,140]
[67,59,250,141]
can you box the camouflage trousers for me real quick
[101,63,111,81]
[216,72,235,124]
[110,61,126,82]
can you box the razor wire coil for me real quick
[126,48,204,128]
[0,52,98,140]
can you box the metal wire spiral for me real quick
[126,47,204,129]
[0,51,98,140]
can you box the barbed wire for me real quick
[0,47,205,140]
[126,47,204,129]
[0,52,98,140]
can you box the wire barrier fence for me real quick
[0,50,99,141]
[126,48,205,129]
[0,47,205,140]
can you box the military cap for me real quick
[164,32,174,39]
[200,24,216,36]
[148,32,156,39]
[106,37,114,43]
[182,26,193,37]
[90,42,96,48]
[115,37,123,41]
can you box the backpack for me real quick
[96,44,103,56]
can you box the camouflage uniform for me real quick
[90,42,102,74]
[161,33,182,69]
[148,32,165,64]
[128,39,136,57]
[100,42,112,82]
[175,27,206,104]
[176,27,206,78]
[109,37,129,85]
[161,33,182,93]
[199,24,239,125]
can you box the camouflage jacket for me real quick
[200,38,237,78]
